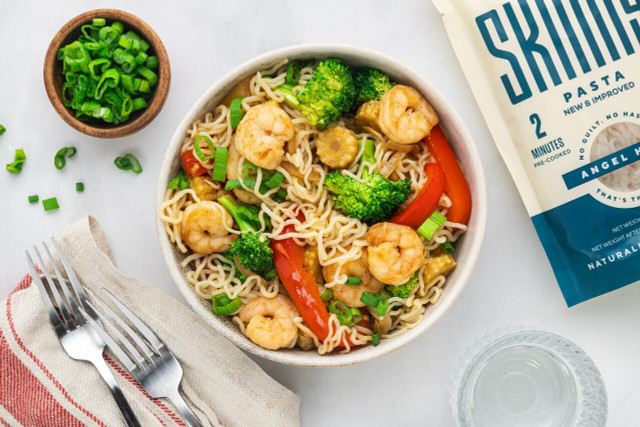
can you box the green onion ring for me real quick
[54,146,77,170]
[193,135,215,163]
[212,294,242,315]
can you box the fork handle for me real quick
[168,390,204,427]
[92,356,141,427]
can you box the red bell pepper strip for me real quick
[390,162,445,229]
[182,150,207,178]
[272,220,332,342]
[425,126,472,225]
[272,216,356,347]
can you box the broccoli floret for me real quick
[218,195,277,280]
[295,58,355,128]
[324,172,412,225]
[353,68,395,105]
[385,272,419,299]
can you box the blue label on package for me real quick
[562,142,640,190]
[532,195,640,306]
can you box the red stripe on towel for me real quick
[105,355,186,426]
[6,274,107,427]
[0,328,84,426]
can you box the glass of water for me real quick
[452,329,607,427]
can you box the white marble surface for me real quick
[1,0,638,425]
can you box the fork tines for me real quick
[82,289,167,372]
[25,239,85,333]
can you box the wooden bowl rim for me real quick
[43,8,171,139]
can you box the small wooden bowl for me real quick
[43,9,170,139]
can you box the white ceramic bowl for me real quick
[156,44,487,367]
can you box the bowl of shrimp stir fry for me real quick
[156,44,487,367]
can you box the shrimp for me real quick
[181,201,237,254]
[365,222,424,285]
[238,295,298,350]
[315,125,359,169]
[378,85,439,144]
[235,102,294,170]
[322,249,384,307]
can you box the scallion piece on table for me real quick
[0,124,5,134]
[114,153,143,173]
[168,171,190,190]
[28,195,39,204]
[124,153,142,173]
[345,276,362,286]
[229,98,245,129]
[54,146,77,170]
[442,241,455,255]
[211,146,228,182]
[42,197,59,211]
[372,332,380,347]
[320,288,333,302]
[6,148,26,174]
[193,135,215,163]
[212,294,242,316]
[417,211,447,240]
[76,182,84,192]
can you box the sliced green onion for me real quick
[417,211,447,240]
[54,146,77,170]
[345,276,362,286]
[168,171,190,190]
[211,146,228,182]
[360,291,385,309]
[193,135,215,162]
[111,21,124,33]
[442,241,455,255]
[131,97,147,111]
[212,293,242,315]
[264,171,284,189]
[224,179,241,191]
[137,66,157,86]
[28,195,39,204]
[76,182,84,192]
[320,288,333,302]
[329,301,353,326]
[350,308,363,325]
[135,51,148,65]
[275,83,300,109]
[92,18,106,27]
[114,156,131,170]
[42,197,59,211]
[0,124,6,134]
[273,188,287,203]
[146,55,158,70]
[114,153,143,173]
[229,98,245,129]
[124,153,142,173]
[361,138,376,178]
[372,332,380,347]
[376,299,389,317]
[243,162,258,179]
[6,148,26,174]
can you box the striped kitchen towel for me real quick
[0,216,299,427]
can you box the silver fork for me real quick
[26,239,141,427]
[80,288,204,427]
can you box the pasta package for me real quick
[434,0,640,305]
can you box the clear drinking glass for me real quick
[451,329,607,427]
